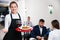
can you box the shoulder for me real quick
[6,14,10,17]
[33,25,39,28]
[5,14,11,19]
[43,26,47,29]
[49,30,58,36]
[57,29,60,31]
[32,25,39,31]
[55,29,60,33]
[49,31,54,36]
[49,30,60,37]
[58,30,60,34]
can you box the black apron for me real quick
[3,13,22,40]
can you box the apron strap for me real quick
[18,13,21,20]
[10,14,12,20]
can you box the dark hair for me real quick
[28,16,30,18]
[39,19,45,22]
[9,1,18,7]
[51,20,59,29]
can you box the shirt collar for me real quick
[39,26,43,29]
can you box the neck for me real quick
[11,12,17,14]
[39,26,43,28]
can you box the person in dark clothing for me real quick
[30,19,48,40]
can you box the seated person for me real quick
[30,19,48,40]
[25,16,33,27]
[23,16,33,40]
[48,20,60,40]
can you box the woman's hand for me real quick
[2,28,8,33]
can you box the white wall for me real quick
[25,0,60,28]
[18,0,26,24]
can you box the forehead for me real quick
[39,21,44,23]
[11,3,17,6]
[10,3,18,8]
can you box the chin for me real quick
[12,11,16,13]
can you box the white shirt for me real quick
[24,21,33,27]
[39,26,43,35]
[5,13,20,31]
[48,29,60,40]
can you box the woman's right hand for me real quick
[2,28,8,33]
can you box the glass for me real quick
[16,20,22,27]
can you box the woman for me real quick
[2,1,22,40]
[48,20,60,40]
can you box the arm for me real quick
[2,15,10,33]
[30,27,37,38]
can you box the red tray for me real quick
[16,27,33,32]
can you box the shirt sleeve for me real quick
[48,32,54,40]
[5,15,11,31]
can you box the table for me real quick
[16,27,33,40]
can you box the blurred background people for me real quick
[2,1,22,40]
[24,16,33,27]
[23,16,33,40]
[30,19,48,40]
[48,20,60,40]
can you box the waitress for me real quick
[2,1,22,40]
